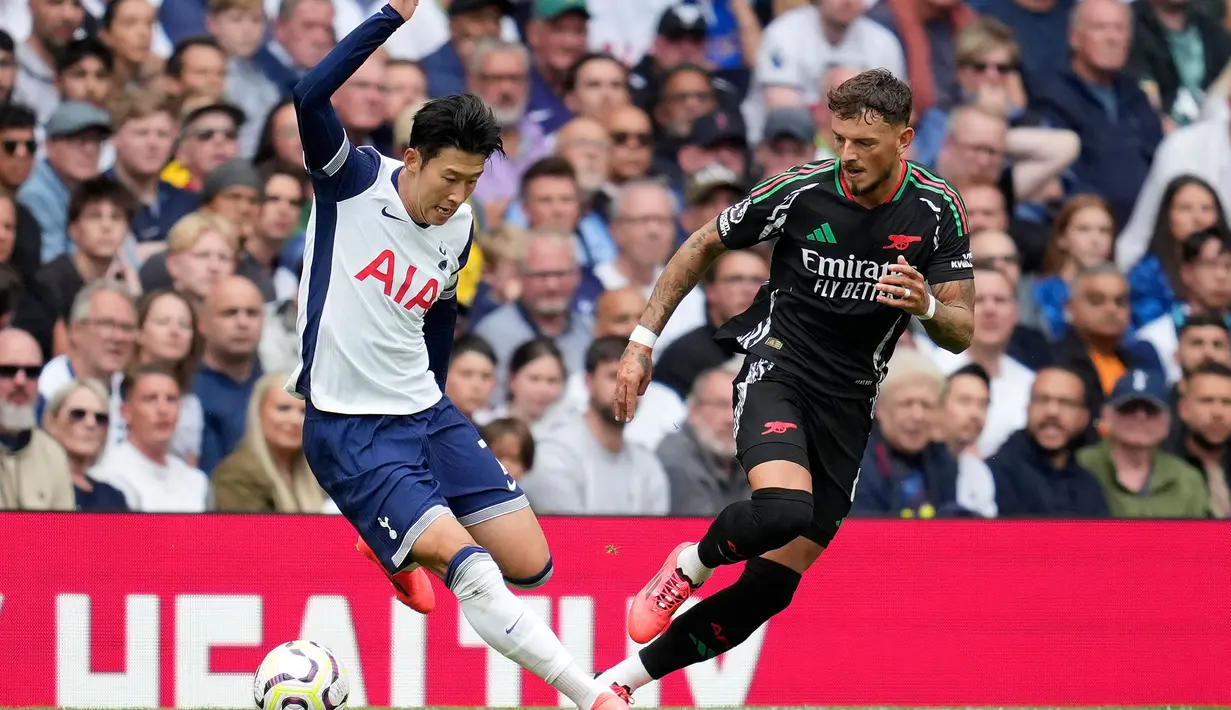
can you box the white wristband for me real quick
[630,325,659,349]
[917,293,937,321]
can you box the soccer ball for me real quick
[253,640,349,710]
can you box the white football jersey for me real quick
[286,143,472,415]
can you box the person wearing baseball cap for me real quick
[524,0,590,135]
[1076,368,1211,518]
[754,106,817,181]
[419,0,514,98]
[18,101,112,263]
[629,4,708,111]
[675,108,748,193]
[681,164,745,236]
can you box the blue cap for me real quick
[1108,369,1169,410]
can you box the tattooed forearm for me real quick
[922,279,976,353]
[640,218,730,335]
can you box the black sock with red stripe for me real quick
[639,557,801,678]
[695,487,814,568]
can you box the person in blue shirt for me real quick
[420,0,512,98]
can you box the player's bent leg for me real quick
[465,505,554,588]
[627,455,812,644]
[411,515,625,710]
[355,536,436,613]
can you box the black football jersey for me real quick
[713,158,974,399]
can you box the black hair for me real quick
[1034,365,1089,400]
[948,362,991,390]
[508,337,565,381]
[479,417,535,470]
[68,177,138,225]
[563,52,626,94]
[1186,359,1231,382]
[102,0,147,30]
[407,93,504,165]
[660,62,711,88]
[585,335,628,374]
[1149,175,1230,298]
[165,36,224,79]
[1178,311,1231,335]
[519,155,576,200]
[0,262,21,321]
[826,68,913,127]
[55,36,114,75]
[451,332,497,366]
[0,29,14,54]
[1179,225,1231,265]
[0,103,37,131]
[120,361,181,402]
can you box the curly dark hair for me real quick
[826,68,913,127]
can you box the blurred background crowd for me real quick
[0,0,1228,520]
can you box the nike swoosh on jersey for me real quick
[381,206,407,222]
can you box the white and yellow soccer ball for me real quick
[253,640,350,710]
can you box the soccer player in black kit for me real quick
[597,69,976,697]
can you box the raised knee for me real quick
[741,557,801,616]
[503,556,554,590]
[751,487,814,543]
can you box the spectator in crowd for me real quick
[1115,101,1231,271]
[54,37,114,111]
[753,107,816,183]
[91,363,209,512]
[1030,0,1162,227]
[927,267,1035,457]
[251,99,304,181]
[18,101,111,263]
[1126,176,1229,327]
[105,89,200,250]
[628,4,723,114]
[591,179,679,296]
[651,64,720,166]
[1170,314,1231,408]
[468,223,526,322]
[1128,0,1231,128]
[41,378,128,511]
[745,0,905,142]
[673,109,750,198]
[151,211,238,310]
[208,0,282,158]
[162,101,244,191]
[163,36,228,102]
[253,0,335,96]
[678,164,744,241]
[520,335,670,515]
[0,264,21,328]
[256,166,304,301]
[36,280,136,445]
[978,0,1072,86]
[558,286,686,450]
[420,0,510,99]
[1033,194,1117,338]
[472,229,593,399]
[853,348,967,518]
[194,274,263,474]
[445,333,497,423]
[467,38,551,223]
[478,336,567,427]
[132,290,204,466]
[98,0,159,91]
[1169,360,1231,517]
[1053,263,1164,432]
[479,416,535,481]
[0,105,42,284]
[523,0,591,136]
[599,104,656,210]
[937,364,999,517]
[327,45,389,152]
[0,327,74,511]
[987,366,1110,516]
[655,250,768,397]
[510,156,614,268]
[213,371,325,512]
[1136,228,1231,383]
[555,117,613,208]
[12,0,86,122]
[968,230,1053,364]
[16,177,140,358]
[658,365,749,516]
[1077,368,1210,517]
[563,53,630,125]
[0,31,15,103]
[934,104,1006,188]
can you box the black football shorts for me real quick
[732,356,875,546]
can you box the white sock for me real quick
[597,654,654,693]
[677,543,714,585]
[449,549,607,709]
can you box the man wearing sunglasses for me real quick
[160,100,244,192]
[0,327,75,511]
[0,103,44,284]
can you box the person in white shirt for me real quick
[925,267,1034,457]
[90,363,209,512]
[521,335,671,515]
[742,0,906,142]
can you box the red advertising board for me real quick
[1,514,1228,707]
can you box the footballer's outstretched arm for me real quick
[639,218,729,335]
[291,4,407,174]
[922,279,975,353]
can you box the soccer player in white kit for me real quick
[288,2,628,709]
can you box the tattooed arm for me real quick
[921,279,975,353]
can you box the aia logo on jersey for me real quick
[884,234,921,251]
[354,249,440,314]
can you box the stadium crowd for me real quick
[0,0,1228,520]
